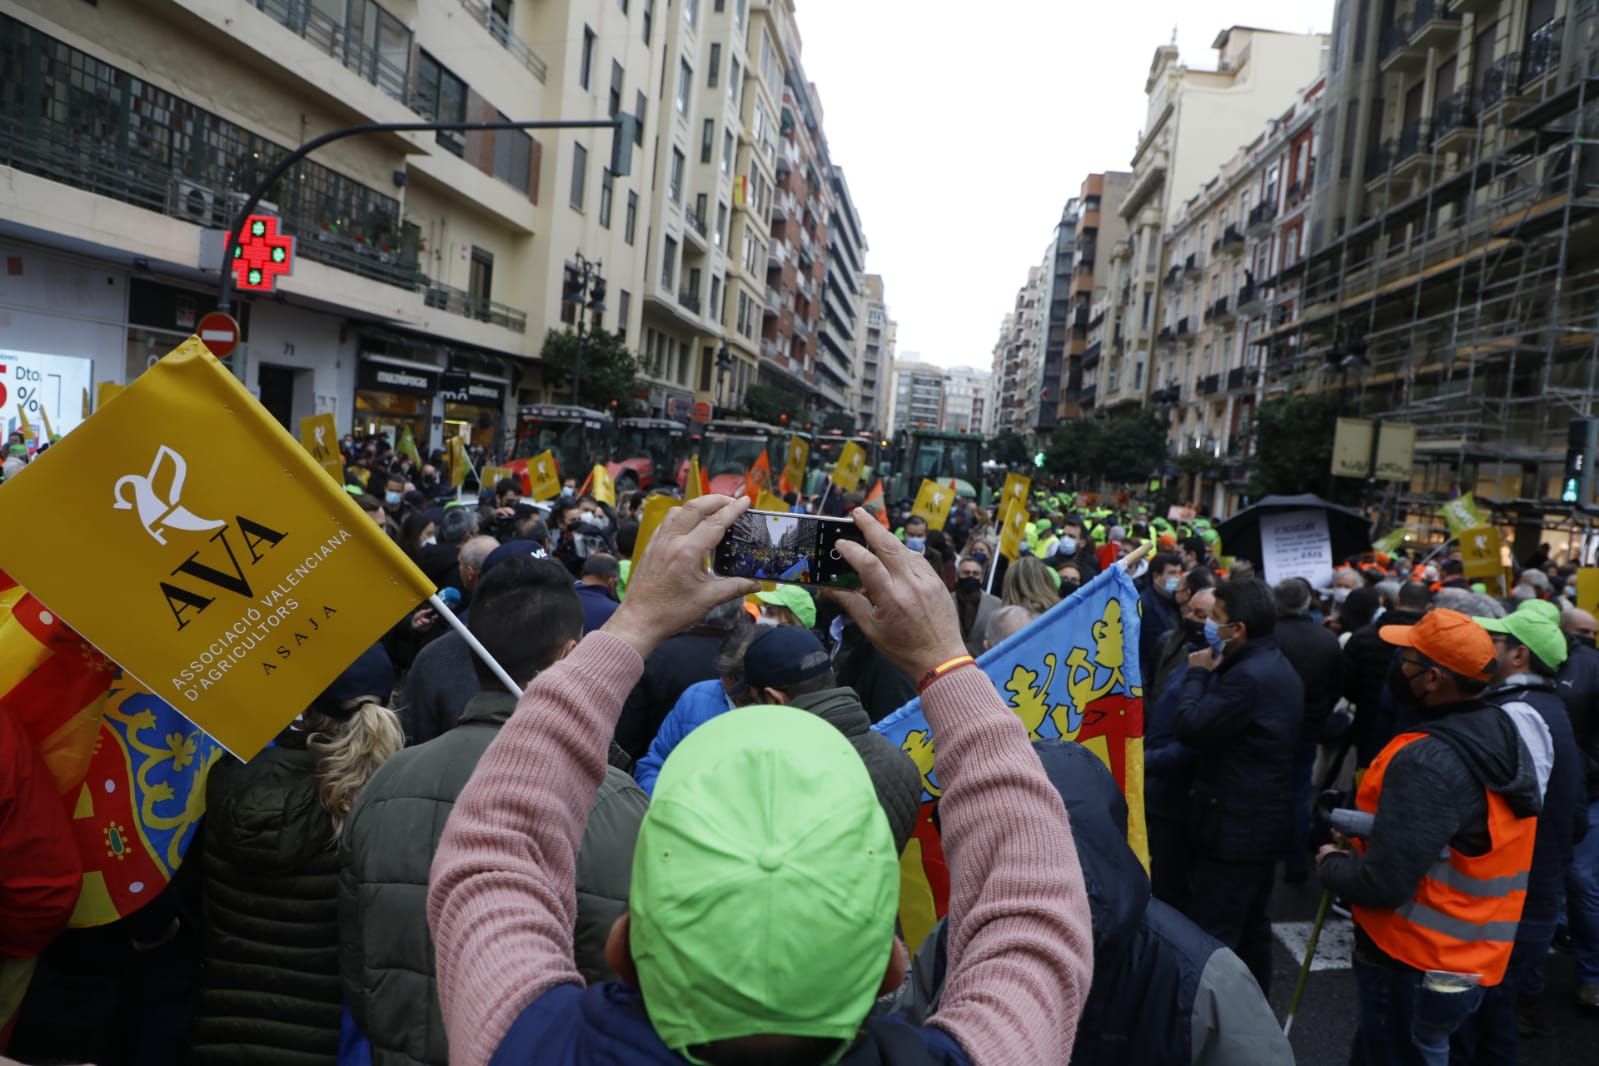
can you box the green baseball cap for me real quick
[754,584,817,628]
[630,705,898,1060]
[1475,598,1568,671]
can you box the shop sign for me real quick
[439,372,506,407]
[358,360,438,397]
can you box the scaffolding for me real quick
[1256,6,1599,554]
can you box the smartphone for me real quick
[712,509,866,589]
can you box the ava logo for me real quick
[113,445,226,545]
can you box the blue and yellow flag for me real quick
[874,564,1147,948]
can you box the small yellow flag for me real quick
[910,478,955,531]
[96,381,127,410]
[632,494,683,564]
[39,405,59,444]
[1440,494,1486,539]
[1000,473,1031,515]
[831,441,866,492]
[0,337,436,760]
[526,449,562,501]
[448,435,468,489]
[81,386,91,420]
[15,399,32,440]
[481,465,514,493]
[685,455,706,500]
[588,464,616,507]
[757,490,788,513]
[999,499,1028,561]
[299,412,342,484]
[782,435,810,494]
[1459,525,1503,579]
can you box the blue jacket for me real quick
[632,679,731,793]
[492,981,969,1065]
[574,582,619,634]
[1145,653,1200,816]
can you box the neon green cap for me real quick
[631,706,897,1060]
[1475,598,1568,671]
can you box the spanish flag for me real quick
[862,479,889,528]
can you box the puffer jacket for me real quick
[338,690,646,1066]
[1175,637,1302,864]
[898,742,1291,1065]
[632,679,730,794]
[190,732,342,1065]
[790,686,922,855]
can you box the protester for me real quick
[1138,552,1184,687]
[425,497,1093,1064]
[1460,600,1586,1051]
[983,604,1037,649]
[189,646,404,1064]
[1558,607,1599,1012]
[1271,578,1344,884]
[1343,580,1432,767]
[901,514,928,552]
[1150,568,1217,697]
[953,554,1002,657]
[1147,584,1216,911]
[417,507,477,590]
[574,554,622,634]
[900,740,1292,1066]
[1174,578,1301,995]
[613,598,746,761]
[1316,610,1549,1064]
[1002,555,1059,617]
[339,557,646,1065]
[754,584,818,629]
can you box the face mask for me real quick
[756,614,780,628]
[1164,576,1181,594]
[1387,664,1425,712]
[905,536,926,552]
[1182,616,1209,647]
[384,490,403,506]
[1060,536,1078,556]
[421,536,436,547]
[972,552,990,566]
[956,576,983,595]
[1059,580,1081,599]
[561,485,575,498]
[1202,619,1227,656]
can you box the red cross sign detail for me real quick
[231,214,296,292]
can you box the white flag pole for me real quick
[428,593,521,698]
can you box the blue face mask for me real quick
[1059,536,1078,556]
[905,536,926,552]
[1202,619,1226,655]
[1164,576,1181,594]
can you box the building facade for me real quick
[824,164,867,427]
[1064,172,1131,416]
[892,357,945,431]
[991,264,1048,438]
[857,272,895,434]
[941,365,991,434]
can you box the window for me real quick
[676,59,693,114]
[662,236,678,291]
[617,289,631,339]
[609,61,624,117]
[571,142,588,208]
[635,90,647,146]
[643,0,653,43]
[715,202,728,247]
[722,129,733,173]
[710,276,723,325]
[599,169,614,227]
[413,51,467,156]
[491,111,532,193]
[715,0,724,10]
[708,43,721,87]
[625,190,639,244]
[580,25,595,89]
[469,247,494,312]
[735,0,746,31]
[701,118,715,163]
[688,267,702,300]
[728,58,740,103]
[669,148,685,202]
[684,0,698,31]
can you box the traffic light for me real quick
[1563,417,1597,504]
[561,262,584,325]
[1033,451,1046,469]
[611,113,638,177]
[588,275,607,312]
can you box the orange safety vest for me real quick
[1350,731,1537,986]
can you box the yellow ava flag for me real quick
[632,494,683,564]
[910,478,955,531]
[831,441,866,492]
[999,499,1029,560]
[756,490,788,513]
[782,435,809,494]
[526,449,561,501]
[685,455,707,500]
[447,435,468,489]
[587,463,616,507]
[96,381,127,410]
[0,337,436,760]
[299,412,342,483]
[1000,473,1031,516]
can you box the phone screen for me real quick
[713,509,865,589]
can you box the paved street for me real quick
[1266,875,1599,1064]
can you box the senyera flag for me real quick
[0,337,436,761]
[874,564,1147,950]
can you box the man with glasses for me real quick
[1316,609,1550,1066]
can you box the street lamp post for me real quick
[561,254,607,407]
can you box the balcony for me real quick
[1363,140,1393,190]
[1237,282,1266,316]
[423,282,528,332]
[685,208,709,246]
[250,0,411,102]
[1432,88,1477,154]
[1219,224,1244,256]
[1199,373,1221,396]
[1379,16,1426,75]
[1448,0,1496,12]
[677,290,702,315]
[765,287,783,313]
[1480,52,1525,112]
[1157,325,1176,346]
[1210,295,1234,322]
[1163,265,1182,288]
[1407,0,1460,51]
[1176,317,1191,337]
[455,0,549,82]
[1184,252,1202,272]
[1246,201,1277,238]
[1226,366,1257,393]
[1391,118,1435,181]
[1082,342,1102,370]
[1521,19,1563,88]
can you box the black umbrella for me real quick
[1217,493,1372,569]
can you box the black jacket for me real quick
[398,631,476,746]
[1486,676,1588,883]
[1273,613,1344,744]
[1175,637,1302,863]
[898,742,1292,1065]
[1556,638,1599,801]
[614,628,726,760]
[1342,608,1426,764]
[1138,586,1179,693]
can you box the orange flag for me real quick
[744,450,773,503]
[863,479,890,528]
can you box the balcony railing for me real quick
[1521,19,1563,87]
[1364,140,1393,182]
[1246,201,1276,237]
[1378,17,1410,62]
[456,0,549,82]
[678,291,702,314]
[1236,282,1259,311]
[1480,52,1523,110]
[251,0,411,102]
[1395,118,1431,164]
[1199,373,1221,396]
[686,209,709,239]
[1433,88,1477,138]
[423,282,528,332]
[1163,265,1182,287]
[1176,317,1191,336]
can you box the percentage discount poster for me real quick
[1,349,95,441]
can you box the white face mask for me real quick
[421,536,436,547]
[756,614,781,627]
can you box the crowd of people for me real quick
[3,429,1598,1066]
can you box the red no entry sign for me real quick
[196,311,240,358]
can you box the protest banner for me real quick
[1259,509,1334,587]
[0,337,437,759]
[874,565,1146,949]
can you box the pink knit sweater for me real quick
[427,631,1092,1066]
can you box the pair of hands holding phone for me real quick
[603,495,968,682]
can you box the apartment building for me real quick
[1105,27,1330,417]
[1261,0,1599,539]
[942,365,992,435]
[892,358,946,431]
[0,0,671,454]
[1064,172,1131,416]
[991,264,1048,437]
[824,164,867,426]
[1034,201,1079,434]
[857,273,895,434]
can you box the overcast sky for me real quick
[797,0,1334,369]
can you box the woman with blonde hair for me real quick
[1003,555,1060,617]
[189,644,404,1064]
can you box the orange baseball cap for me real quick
[1379,608,1496,682]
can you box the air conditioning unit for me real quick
[225,192,278,218]
[173,180,216,224]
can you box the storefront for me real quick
[355,356,439,453]
[439,371,508,457]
